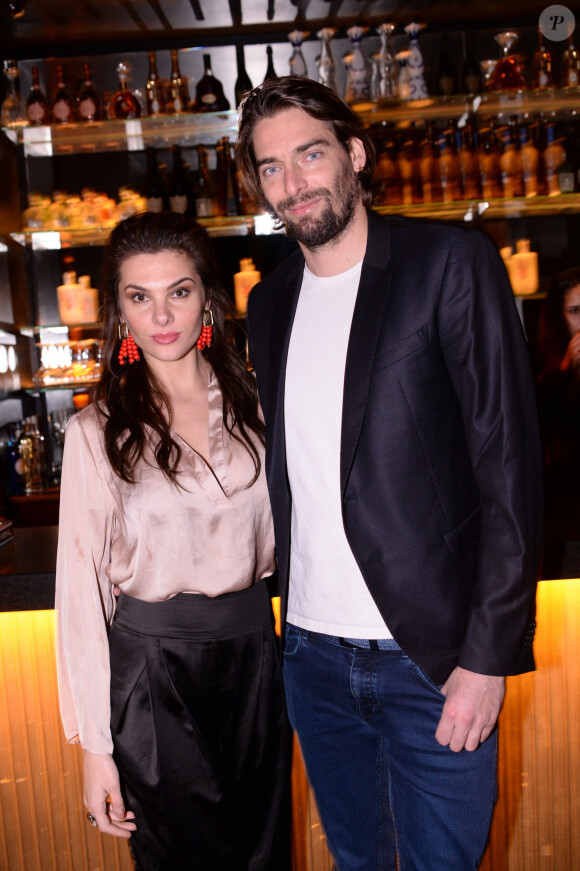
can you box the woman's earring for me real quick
[196,309,214,350]
[118,322,140,365]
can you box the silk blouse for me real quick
[55,370,276,756]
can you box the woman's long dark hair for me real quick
[538,266,580,372]
[96,211,264,485]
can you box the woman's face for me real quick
[562,284,580,338]
[117,250,207,368]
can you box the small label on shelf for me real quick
[23,125,53,158]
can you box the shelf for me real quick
[2,112,238,156]
[358,89,580,128]
[373,193,580,223]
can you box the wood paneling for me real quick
[0,580,579,870]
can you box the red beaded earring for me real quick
[118,322,140,365]
[196,309,214,350]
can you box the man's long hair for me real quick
[236,75,377,210]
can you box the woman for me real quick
[55,211,291,871]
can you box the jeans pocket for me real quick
[283,623,304,659]
[403,655,446,698]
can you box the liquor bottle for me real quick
[561,35,580,90]
[345,25,371,107]
[436,34,456,97]
[531,28,553,91]
[317,27,337,92]
[461,31,481,94]
[216,137,239,216]
[109,62,141,120]
[168,144,194,215]
[375,131,403,206]
[51,64,75,124]
[194,54,230,113]
[519,124,539,197]
[145,50,165,116]
[499,123,524,199]
[477,125,503,199]
[288,29,308,77]
[419,123,442,204]
[26,66,50,125]
[438,128,462,202]
[143,147,167,212]
[166,49,189,115]
[458,123,482,200]
[397,129,422,205]
[18,416,46,495]
[263,45,278,81]
[77,63,100,122]
[234,45,253,106]
[543,122,566,196]
[193,145,218,217]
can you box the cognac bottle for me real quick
[109,63,141,120]
[264,45,278,81]
[166,49,189,115]
[234,45,253,106]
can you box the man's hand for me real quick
[83,750,137,838]
[435,666,505,753]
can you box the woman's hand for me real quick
[560,331,580,374]
[83,750,137,839]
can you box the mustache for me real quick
[276,188,332,212]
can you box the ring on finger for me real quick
[86,811,98,828]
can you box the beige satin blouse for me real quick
[55,370,276,756]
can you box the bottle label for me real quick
[78,97,97,119]
[147,197,164,213]
[27,102,46,123]
[53,99,71,121]
[195,197,215,217]
[169,194,188,214]
[201,93,218,105]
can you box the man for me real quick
[236,76,542,871]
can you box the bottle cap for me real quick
[62,271,77,284]
[516,239,531,253]
[78,275,91,287]
[240,258,255,271]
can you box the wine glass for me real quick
[490,32,526,92]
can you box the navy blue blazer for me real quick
[247,210,543,685]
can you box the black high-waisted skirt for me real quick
[109,582,292,871]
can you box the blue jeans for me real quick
[283,625,497,871]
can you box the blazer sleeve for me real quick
[55,411,117,756]
[438,229,542,676]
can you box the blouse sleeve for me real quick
[55,409,117,756]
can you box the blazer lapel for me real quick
[341,212,393,497]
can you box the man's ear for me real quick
[349,137,367,173]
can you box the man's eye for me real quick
[262,166,278,178]
[305,151,321,161]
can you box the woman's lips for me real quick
[151,332,181,344]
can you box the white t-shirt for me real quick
[284,262,392,638]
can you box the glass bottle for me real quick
[461,31,481,95]
[2,60,25,127]
[193,145,218,217]
[345,25,371,107]
[168,144,194,215]
[438,128,462,202]
[519,124,539,197]
[216,137,239,216]
[376,22,397,103]
[491,32,526,92]
[419,123,443,204]
[264,45,278,82]
[397,129,423,205]
[317,27,337,92]
[436,34,456,97]
[288,30,308,77]
[194,54,230,113]
[145,50,165,116]
[109,63,141,120]
[235,45,253,107]
[543,122,566,196]
[458,123,482,200]
[561,35,580,90]
[143,147,167,212]
[499,123,524,199]
[404,22,429,102]
[18,416,46,495]
[374,128,403,206]
[77,63,100,122]
[26,66,50,125]
[166,49,189,115]
[531,28,553,92]
[51,64,75,124]
[477,125,503,199]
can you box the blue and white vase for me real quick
[288,30,309,77]
[317,27,337,92]
[404,22,429,101]
[345,25,371,106]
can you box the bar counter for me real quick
[1,529,579,870]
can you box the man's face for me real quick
[251,106,365,249]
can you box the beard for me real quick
[266,160,361,249]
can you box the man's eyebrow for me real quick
[255,137,332,168]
